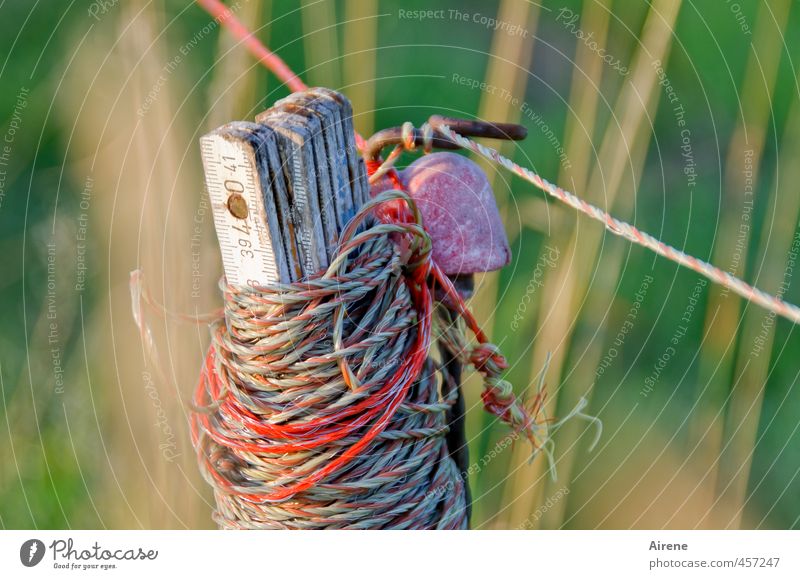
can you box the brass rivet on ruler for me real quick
[227,194,249,219]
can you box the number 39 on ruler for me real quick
[200,124,290,287]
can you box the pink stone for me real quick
[372,152,511,275]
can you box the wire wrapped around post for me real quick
[191,192,453,528]
[189,189,564,529]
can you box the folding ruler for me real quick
[200,89,368,286]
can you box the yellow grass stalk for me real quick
[526,0,615,527]
[208,1,265,128]
[300,0,341,89]
[500,0,682,529]
[637,104,800,532]
[714,98,800,529]
[469,0,539,265]
[682,0,791,527]
[464,0,540,527]
[342,0,377,135]
[63,2,214,527]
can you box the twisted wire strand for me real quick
[438,124,800,326]
[197,0,800,324]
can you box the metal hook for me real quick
[364,115,527,161]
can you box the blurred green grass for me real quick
[1,0,799,529]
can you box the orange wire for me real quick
[195,0,368,151]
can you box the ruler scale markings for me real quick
[269,109,337,261]
[227,123,293,283]
[308,111,339,260]
[305,88,361,208]
[322,97,359,225]
[260,128,303,282]
[260,111,328,275]
[275,95,342,230]
[306,93,357,227]
[203,89,370,286]
[231,122,303,282]
[355,155,369,207]
[200,126,286,286]
[278,93,355,233]
[307,88,369,208]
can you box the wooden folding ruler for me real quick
[200,89,368,286]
